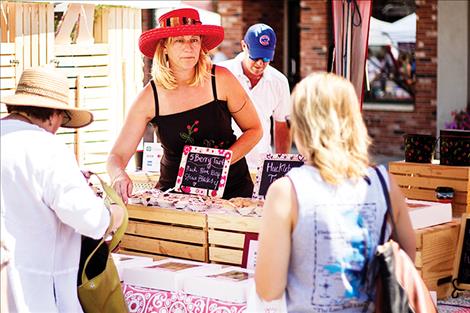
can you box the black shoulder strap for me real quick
[375,166,397,245]
[150,79,159,117]
[211,65,218,100]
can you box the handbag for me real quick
[77,174,129,313]
[373,167,436,313]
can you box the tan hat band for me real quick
[16,84,69,104]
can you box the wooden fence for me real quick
[1,2,143,174]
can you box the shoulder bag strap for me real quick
[80,173,129,285]
[374,166,398,245]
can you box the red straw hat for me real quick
[139,8,224,59]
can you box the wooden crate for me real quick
[207,213,261,266]
[389,161,470,217]
[121,205,208,262]
[414,219,461,299]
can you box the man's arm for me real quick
[274,121,291,153]
[273,73,292,153]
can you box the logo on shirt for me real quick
[259,35,270,46]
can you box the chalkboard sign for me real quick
[252,153,305,199]
[453,214,470,290]
[175,145,232,198]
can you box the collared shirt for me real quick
[218,53,291,169]
[1,120,110,312]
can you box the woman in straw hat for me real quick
[1,66,125,312]
[254,73,415,311]
[107,8,262,201]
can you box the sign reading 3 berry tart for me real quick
[175,145,232,198]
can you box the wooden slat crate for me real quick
[414,219,461,299]
[389,161,470,217]
[207,213,261,266]
[121,205,208,262]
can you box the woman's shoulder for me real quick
[267,176,294,198]
[212,65,241,100]
[213,64,235,80]
[132,80,157,112]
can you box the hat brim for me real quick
[139,25,224,58]
[248,47,275,62]
[1,93,93,128]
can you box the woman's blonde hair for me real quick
[290,72,371,185]
[151,37,211,90]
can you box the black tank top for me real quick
[150,66,253,199]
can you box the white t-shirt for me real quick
[285,165,390,312]
[218,53,291,169]
[1,120,110,312]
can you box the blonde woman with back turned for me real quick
[255,72,415,312]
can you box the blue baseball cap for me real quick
[244,23,276,62]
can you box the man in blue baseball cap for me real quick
[218,23,291,170]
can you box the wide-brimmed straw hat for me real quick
[139,8,224,59]
[1,66,93,128]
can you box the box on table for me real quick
[122,258,221,291]
[414,219,461,299]
[183,266,254,303]
[207,213,261,266]
[120,205,208,262]
[389,161,470,217]
[127,171,159,192]
[111,253,153,280]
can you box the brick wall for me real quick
[363,0,437,156]
[299,0,330,77]
[217,0,244,58]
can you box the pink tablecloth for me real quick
[123,284,247,313]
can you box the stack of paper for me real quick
[406,199,452,229]
[183,267,254,303]
[122,258,222,291]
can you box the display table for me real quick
[123,283,247,313]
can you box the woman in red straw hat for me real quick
[108,8,262,201]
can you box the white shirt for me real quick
[218,53,291,169]
[1,120,110,313]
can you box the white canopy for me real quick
[369,13,416,46]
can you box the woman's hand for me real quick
[111,171,133,204]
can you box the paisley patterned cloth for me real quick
[123,284,247,313]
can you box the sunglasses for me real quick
[159,16,201,28]
[62,110,72,125]
[248,55,271,63]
